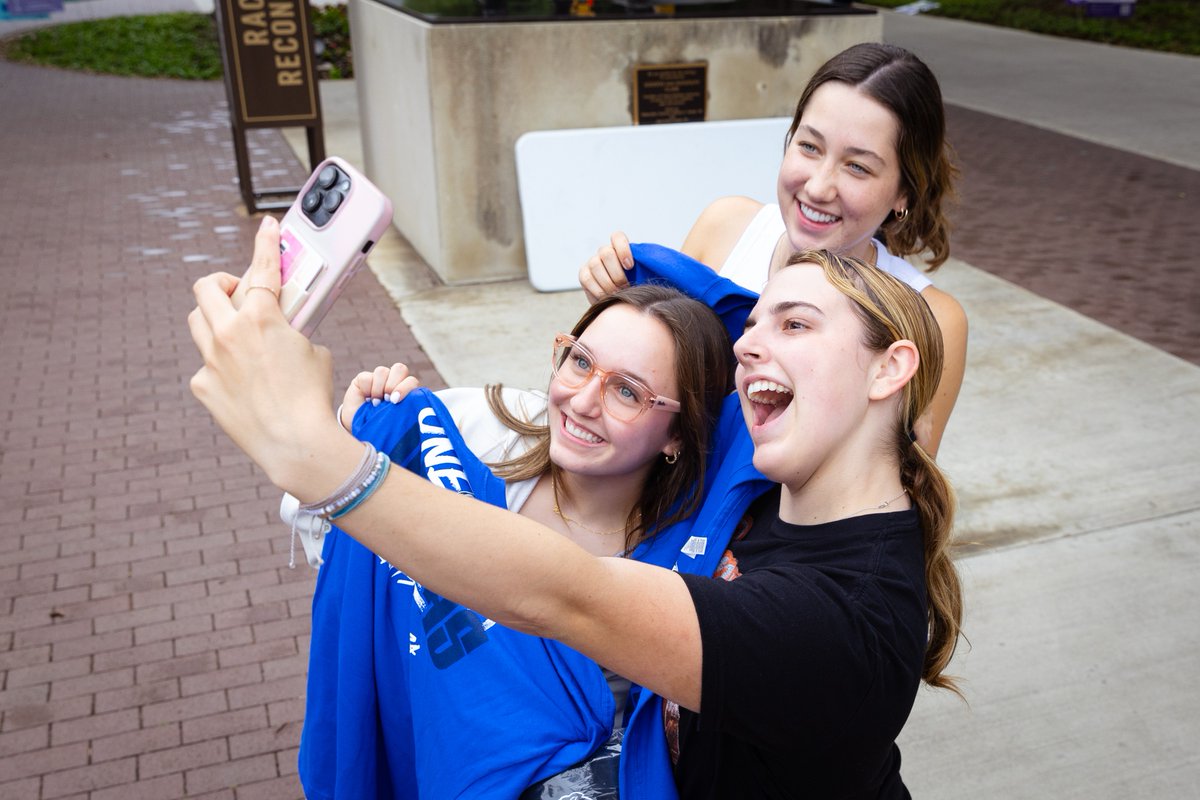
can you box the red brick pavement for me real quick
[945,105,1199,367]
[0,59,442,799]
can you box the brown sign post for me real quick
[213,0,325,212]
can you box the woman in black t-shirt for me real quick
[662,250,962,797]
[189,233,963,797]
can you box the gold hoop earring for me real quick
[894,207,909,221]
[664,452,678,465]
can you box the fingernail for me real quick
[371,398,380,406]
[260,216,276,230]
[389,390,400,404]
[624,258,634,268]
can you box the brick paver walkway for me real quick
[946,105,1200,367]
[0,58,441,799]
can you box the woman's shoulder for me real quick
[873,242,932,293]
[681,196,767,268]
[919,284,966,327]
[436,387,547,458]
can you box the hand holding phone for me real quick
[234,157,393,337]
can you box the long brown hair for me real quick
[787,42,958,269]
[788,249,963,693]
[486,285,733,555]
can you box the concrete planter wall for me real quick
[348,0,880,284]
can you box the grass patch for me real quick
[3,7,355,80]
[3,1,1191,80]
[5,13,224,79]
[868,0,1199,55]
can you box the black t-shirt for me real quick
[672,488,928,799]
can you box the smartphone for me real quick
[237,157,393,337]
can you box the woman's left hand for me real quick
[341,362,421,430]
[187,216,344,492]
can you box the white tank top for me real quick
[718,204,932,294]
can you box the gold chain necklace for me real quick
[851,489,908,517]
[551,472,630,536]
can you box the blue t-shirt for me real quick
[300,245,772,799]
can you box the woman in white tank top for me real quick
[579,43,967,457]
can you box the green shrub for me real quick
[5,12,224,79]
[310,3,353,79]
[3,6,356,80]
[868,0,1198,55]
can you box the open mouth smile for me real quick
[745,379,794,428]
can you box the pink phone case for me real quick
[273,157,393,337]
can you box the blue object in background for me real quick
[2,0,64,19]
[1066,0,1136,18]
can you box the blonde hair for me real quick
[787,249,963,693]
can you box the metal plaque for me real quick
[633,62,707,125]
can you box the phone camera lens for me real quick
[302,190,322,213]
[317,165,339,189]
[321,190,344,213]
[337,178,352,193]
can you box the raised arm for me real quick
[190,217,707,711]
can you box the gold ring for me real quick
[245,284,280,299]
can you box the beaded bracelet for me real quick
[329,451,391,520]
[287,442,393,569]
[299,441,378,519]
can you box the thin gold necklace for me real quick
[551,472,630,536]
[851,489,908,517]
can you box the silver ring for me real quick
[245,284,280,300]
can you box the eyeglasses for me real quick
[551,334,681,423]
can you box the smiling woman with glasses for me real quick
[276,280,734,798]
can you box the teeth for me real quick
[747,380,793,404]
[800,203,838,224]
[565,418,603,443]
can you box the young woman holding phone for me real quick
[189,218,963,797]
